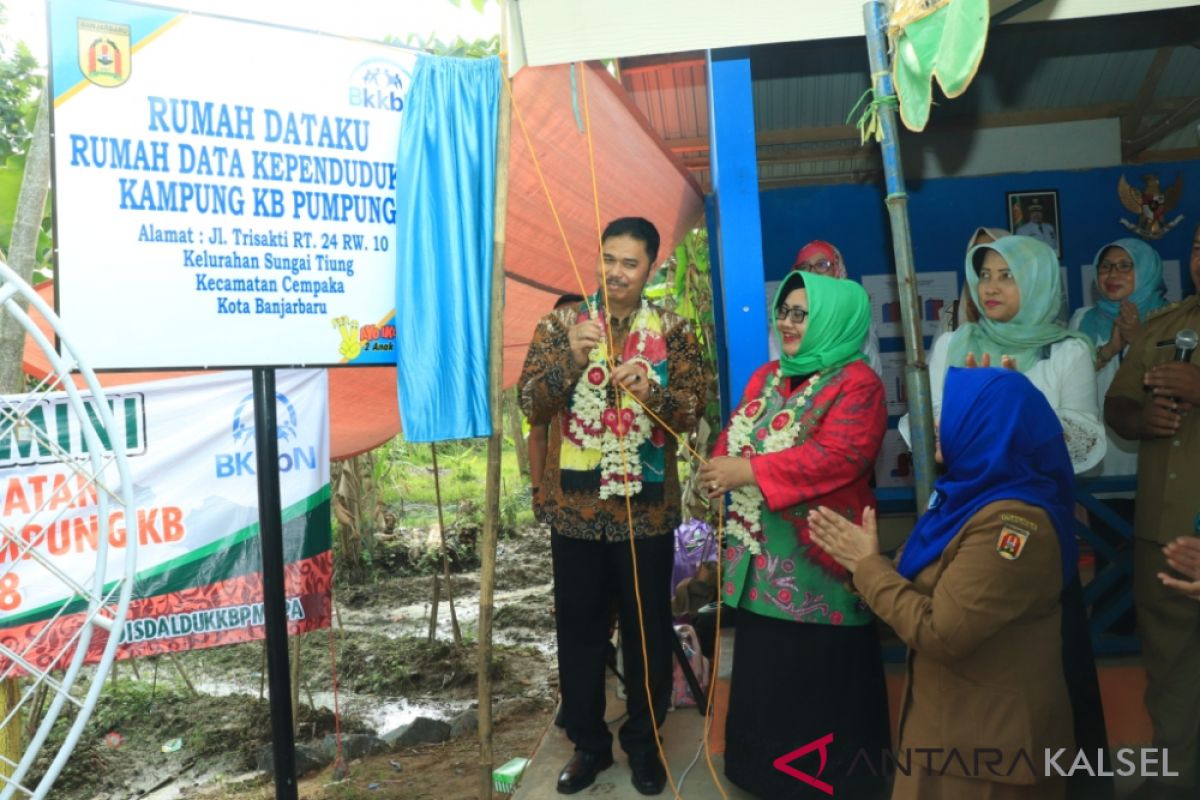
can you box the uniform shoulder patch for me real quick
[999,512,1039,531]
[1145,301,1181,322]
[997,526,1031,561]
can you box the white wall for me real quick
[899,118,1123,180]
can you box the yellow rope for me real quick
[580,61,684,800]
[499,56,594,313]
[505,56,731,797]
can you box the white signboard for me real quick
[49,0,417,369]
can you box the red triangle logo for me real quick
[772,732,835,795]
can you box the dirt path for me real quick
[39,525,559,800]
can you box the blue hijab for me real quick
[1077,238,1168,345]
[897,367,1078,586]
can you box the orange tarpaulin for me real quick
[502,62,704,383]
[22,60,702,458]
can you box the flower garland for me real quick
[564,303,661,499]
[724,368,821,554]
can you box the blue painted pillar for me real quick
[706,47,768,419]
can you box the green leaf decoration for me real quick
[892,0,988,132]
[934,0,988,97]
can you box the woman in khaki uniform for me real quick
[810,367,1075,799]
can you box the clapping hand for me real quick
[1115,301,1141,343]
[964,352,1017,370]
[807,506,880,573]
[1158,537,1200,601]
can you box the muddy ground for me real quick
[38,523,559,800]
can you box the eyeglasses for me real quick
[796,258,835,275]
[777,303,809,325]
[1098,260,1134,274]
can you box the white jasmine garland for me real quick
[565,304,662,499]
[724,369,821,554]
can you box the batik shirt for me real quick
[518,304,705,541]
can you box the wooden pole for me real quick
[427,574,442,643]
[431,443,462,643]
[479,8,511,795]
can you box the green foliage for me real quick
[0,35,42,159]
[372,434,533,532]
[392,32,500,59]
[646,227,721,432]
[0,151,54,278]
[0,16,52,274]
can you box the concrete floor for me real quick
[512,629,751,799]
[512,627,1162,799]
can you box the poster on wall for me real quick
[0,370,331,671]
[48,0,417,369]
[862,271,958,339]
[1007,189,1062,258]
[878,351,908,417]
[874,428,915,489]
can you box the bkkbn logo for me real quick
[215,391,315,478]
[348,58,409,113]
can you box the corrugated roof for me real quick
[619,6,1200,189]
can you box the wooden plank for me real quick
[1123,46,1177,139]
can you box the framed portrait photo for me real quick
[1006,190,1061,257]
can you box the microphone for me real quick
[1175,329,1198,363]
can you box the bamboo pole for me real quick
[428,574,442,643]
[479,7,512,795]
[290,633,302,737]
[431,443,462,643]
[863,1,936,510]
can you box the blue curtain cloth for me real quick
[394,55,500,442]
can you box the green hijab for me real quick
[772,271,870,377]
[948,235,1091,372]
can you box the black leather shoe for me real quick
[628,750,667,796]
[556,750,613,794]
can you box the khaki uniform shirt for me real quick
[1107,296,1200,544]
[854,500,1073,789]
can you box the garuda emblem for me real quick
[1118,173,1184,240]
